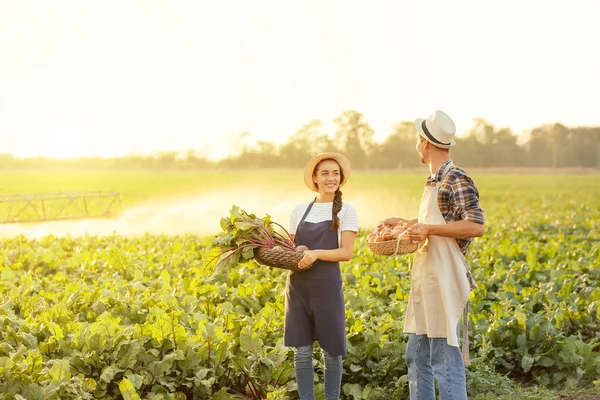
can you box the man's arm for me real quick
[381,217,418,228]
[408,171,485,242]
[407,220,484,242]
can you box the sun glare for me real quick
[42,125,89,159]
[3,63,150,160]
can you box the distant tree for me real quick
[183,149,210,169]
[280,120,329,168]
[333,111,375,169]
[156,151,178,169]
[232,131,252,156]
[370,121,419,169]
[3,110,600,170]
[527,123,570,168]
[255,141,280,168]
[569,127,600,168]
[548,123,570,168]
[461,119,523,167]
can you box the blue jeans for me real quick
[294,344,343,400]
[405,332,467,400]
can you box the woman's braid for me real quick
[330,188,343,231]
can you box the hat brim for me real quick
[303,152,352,192]
[415,118,456,149]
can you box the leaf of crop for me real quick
[537,356,556,367]
[215,251,240,274]
[49,359,71,381]
[100,364,123,383]
[211,341,229,370]
[526,246,537,269]
[209,388,239,400]
[343,383,365,399]
[240,326,262,353]
[230,205,243,222]
[212,234,235,247]
[349,364,363,372]
[521,355,534,373]
[362,384,373,399]
[516,333,527,354]
[119,378,141,400]
[260,356,276,368]
[235,221,257,231]
[241,246,255,260]
[125,373,143,389]
[115,341,144,370]
[262,214,272,226]
[148,360,169,377]
[48,322,64,340]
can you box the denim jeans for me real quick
[294,344,343,400]
[405,330,467,400]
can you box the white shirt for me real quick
[289,202,358,244]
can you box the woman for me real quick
[286,152,358,400]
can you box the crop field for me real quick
[0,171,599,399]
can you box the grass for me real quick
[1,170,599,225]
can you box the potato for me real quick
[391,226,406,238]
[295,245,309,252]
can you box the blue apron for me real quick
[284,201,346,356]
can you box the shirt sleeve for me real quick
[449,174,485,224]
[289,205,303,234]
[340,203,359,232]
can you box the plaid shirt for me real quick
[426,160,485,255]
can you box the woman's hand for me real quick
[298,250,318,270]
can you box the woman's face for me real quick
[313,159,341,194]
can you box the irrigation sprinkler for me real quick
[0,191,122,223]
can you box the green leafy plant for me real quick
[207,205,297,272]
[1,175,600,399]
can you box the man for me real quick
[383,110,484,399]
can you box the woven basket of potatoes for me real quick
[365,224,419,255]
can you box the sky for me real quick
[1,0,599,160]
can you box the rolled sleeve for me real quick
[450,175,485,225]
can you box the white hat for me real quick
[415,110,457,149]
[303,152,351,192]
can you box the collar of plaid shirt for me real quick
[427,160,454,184]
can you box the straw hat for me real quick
[303,152,351,192]
[415,110,457,149]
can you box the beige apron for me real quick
[403,166,473,364]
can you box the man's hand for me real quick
[407,223,432,243]
[298,250,318,270]
[379,217,417,229]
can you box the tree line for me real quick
[2,110,599,170]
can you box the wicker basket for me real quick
[365,236,419,256]
[254,247,313,272]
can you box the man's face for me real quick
[415,134,427,164]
